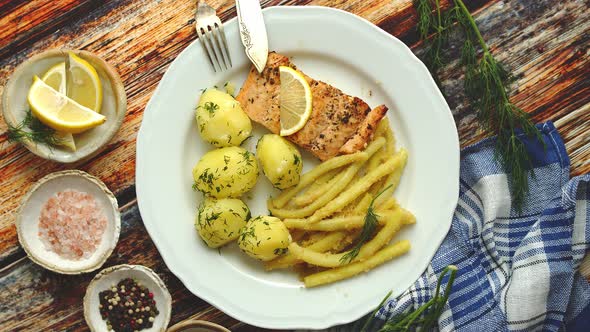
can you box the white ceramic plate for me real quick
[136,6,459,330]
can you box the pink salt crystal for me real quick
[38,190,107,260]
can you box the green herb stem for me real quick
[435,0,442,31]
[340,184,393,264]
[361,290,393,332]
[455,0,489,53]
[370,265,458,332]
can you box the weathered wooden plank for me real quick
[0,204,272,331]
[0,0,114,59]
[0,0,28,16]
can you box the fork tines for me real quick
[196,1,232,72]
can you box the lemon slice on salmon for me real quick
[28,76,106,134]
[279,66,312,136]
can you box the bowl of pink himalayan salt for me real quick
[16,170,120,274]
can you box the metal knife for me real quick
[235,0,268,73]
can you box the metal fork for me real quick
[195,1,232,72]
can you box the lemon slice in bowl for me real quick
[279,66,312,136]
[67,52,103,113]
[28,76,106,134]
[40,62,76,150]
[42,62,67,94]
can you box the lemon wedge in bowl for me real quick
[28,76,106,134]
[38,53,104,149]
[42,62,67,94]
[40,62,76,150]
[279,66,312,136]
[67,52,103,113]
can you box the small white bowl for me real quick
[1,49,127,163]
[16,170,120,274]
[167,320,230,332]
[84,264,172,332]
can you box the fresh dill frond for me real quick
[454,0,542,210]
[423,0,446,75]
[414,0,431,40]
[414,0,543,211]
[414,0,458,83]
[7,110,63,147]
[363,265,458,332]
[340,185,393,264]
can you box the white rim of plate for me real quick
[136,5,459,329]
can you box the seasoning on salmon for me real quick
[236,52,389,161]
[38,189,107,260]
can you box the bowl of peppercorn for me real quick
[84,264,172,332]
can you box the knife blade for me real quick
[235,0,268,73]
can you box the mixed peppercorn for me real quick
[98,278,159,332]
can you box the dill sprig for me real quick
[340,185,393,264]
[414,0,542,210]
[7,110,63,147]
[362,265,458,332]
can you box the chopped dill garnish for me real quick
[238,221,257,248]
[239,150,254,167]
[204,211,222,227]
[202,101,219,115]
[196,168,218,191]
[273,247,288,255]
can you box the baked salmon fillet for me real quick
[236,52,388,161]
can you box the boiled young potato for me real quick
[256,134,302,189]
[192,146,259,198]
[238,216,291,261]
[196,197,251,248]
[196,88,252,147]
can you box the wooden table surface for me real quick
[0,0,588,330]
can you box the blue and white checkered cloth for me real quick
[337,121,590,331]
